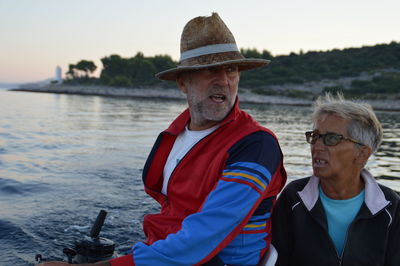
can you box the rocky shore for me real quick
[10,85,400,111]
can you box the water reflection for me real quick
[1,90,399,189]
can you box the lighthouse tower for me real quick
[55,66,63,84]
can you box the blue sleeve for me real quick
[132,131,282,265]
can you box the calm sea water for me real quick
[1,89,399,265]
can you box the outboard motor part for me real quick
[63,209,116,263]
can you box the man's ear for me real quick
[176,75,188,94]
[355,145,373,166]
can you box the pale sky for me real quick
[1,0,399,83]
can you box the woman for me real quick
[271,93,400,266]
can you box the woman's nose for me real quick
[311,137,326,151]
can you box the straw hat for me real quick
[156,12,270,81]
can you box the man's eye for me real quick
[203,68,214,75]
[226,66,237,73]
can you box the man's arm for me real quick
[119,131,284,266]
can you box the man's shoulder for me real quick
[228,131,281,156]
[236,130,279,144]
[226,131,283,173]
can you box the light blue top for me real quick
[319,186,365,255]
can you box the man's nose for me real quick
[213,69,229,86]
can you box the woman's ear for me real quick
[355,145,373,166]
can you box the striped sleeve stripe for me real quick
[244,222,266,229]
[225,165,268,185]
[223,171,266,191]
[224,168,267,184]
[242,223,267,232]
[228,162,272,182]
[223,171,266,190]
[241,229,268,234]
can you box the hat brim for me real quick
[155,58,270,81]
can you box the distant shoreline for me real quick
[9,85,400,111]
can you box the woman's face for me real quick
[311,114,361,182]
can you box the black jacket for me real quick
[271,169,400,266]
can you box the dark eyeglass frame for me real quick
[305,131,365,146]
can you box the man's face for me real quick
[178,65,240,130]
[311,114,361,182]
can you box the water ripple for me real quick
[0,178,50,196]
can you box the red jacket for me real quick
[111,100,286,265]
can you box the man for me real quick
[40,13,286,266]
[271,93,400,266]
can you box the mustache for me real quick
[208,85,230,95]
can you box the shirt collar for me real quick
[298,169,390,214]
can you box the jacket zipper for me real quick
[310,208,344,266]
[335,201,392,266]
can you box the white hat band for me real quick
[179,43,239,62]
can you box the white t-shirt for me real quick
[162,124,219,195]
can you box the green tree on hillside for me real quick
[65,60,97,79]
[66,41,400,94]
[66,64,77,79]
[75,60,97,78]
[100,54,129,85]
[99,53,176,87]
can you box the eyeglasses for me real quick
[305,131,365,146]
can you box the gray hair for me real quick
[312,93,383,152]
